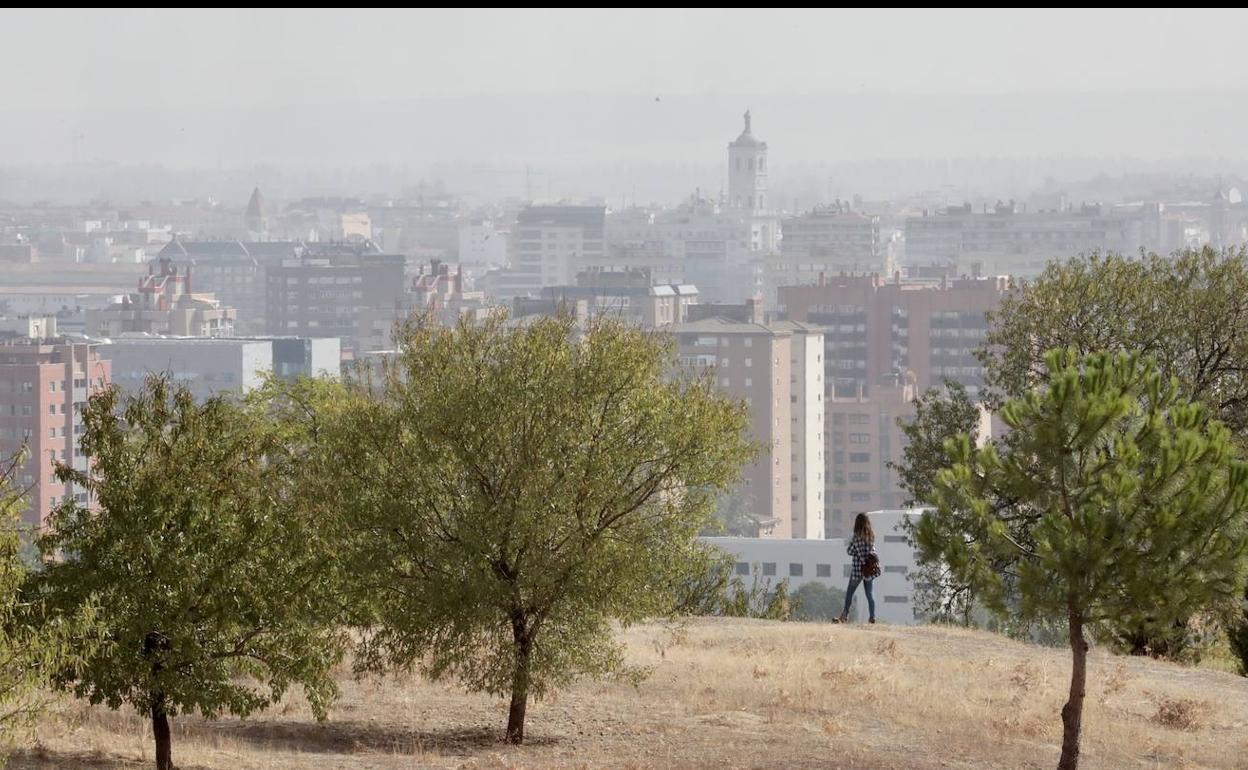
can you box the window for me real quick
[884,566,907,575]
[789,563,803,577]
[884,535,908,543]
[744,358,752,368]
[849,433,870,444]
[849,472,870,483]
[816,563,832,578]
[762,562,776,577]
[884,596,909,604]
[849,452,870,463]
[850,493,872,502]
[744,378,752,387]
[843,564,853,578]
[849,413,870,424]
[735,562,750,576]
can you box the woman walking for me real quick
[839,512,878,623]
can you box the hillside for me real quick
[8,618,1246,769]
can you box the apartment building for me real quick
[770,206,886,301]
[265,249,408,354]
[672,315,824,539]
[158,239,302,333]
[505,206,607,298]
[778,272,1009,400]
[0,338,111,528]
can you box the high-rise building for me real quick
[778,273,1007,537]
[0,338,111,528]
[672,315,825,539]
[778,273,1009,400]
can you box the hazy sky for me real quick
[7,8,1248,110]
[4,9,1248,170]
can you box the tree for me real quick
[982,247,1248,432]
[918,247,1248,653]
[920,350,1248,770]
[30,377,347,770]
[317,313,753,744]
[890,380,985,624]
[701,487,760,537]
[791,582,849,623]
[0,450,98,763]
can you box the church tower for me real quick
[728,110,768,212]
[244,186,268,239]
[726,110,777,254]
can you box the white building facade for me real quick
[702,508,927,625]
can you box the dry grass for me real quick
[7,618,1248,769]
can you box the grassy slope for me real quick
[9,617,1247,769]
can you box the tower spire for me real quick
[743,109,751,134]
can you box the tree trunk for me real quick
[1058,610,1088,770]
[152,693,173,770]
[506,614,532,745]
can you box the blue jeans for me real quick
[843,577,875,621]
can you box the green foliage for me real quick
[893,380,982,509]
[891,380,984,624]
[922,349,1248,770]
[701,487,760,537]
[717,567,793,621]
[302,312,754,742]
[982,247,1248,433]
[29,377,347,767]
[0,451,98,763]
[791,582,849,623]
[941,246,1248,656]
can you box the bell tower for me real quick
[728,110,768,213]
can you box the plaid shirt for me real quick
[846,535,877,581]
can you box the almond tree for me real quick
[308,312,753,744]
[29,377,347,770]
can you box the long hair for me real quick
[853,512,874,543]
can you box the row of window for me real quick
[735,561,909,589]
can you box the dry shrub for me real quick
[1098,662,1134,706]
[990,711,1046,738]
[819,663,868,686]
[874,639,901,660]
[752,666,768,679]
[1152,697,1211,731]
[1010,661,1040,692]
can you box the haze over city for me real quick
[2,9,1248,770]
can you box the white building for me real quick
[781,321,825,539]
[505,206,607,297]
[770,206,888,300]
[102,337,272,402]
[702,508,927,625]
